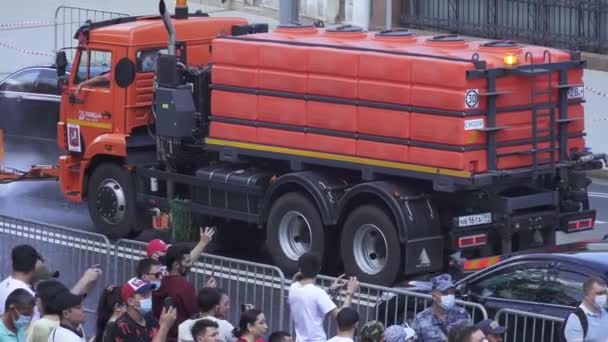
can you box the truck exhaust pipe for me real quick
[159,0,176,56]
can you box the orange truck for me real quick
[1,0,606,285]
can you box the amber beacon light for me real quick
[504,54,518,65]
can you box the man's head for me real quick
[36,280,68,315]
[146,239,170,261]
[165,243,192,275]
[54,290,86,326]
[384,324,417,342]
[122,277,156,316]
[431,274,456,311]
[476,320,505,342]
[217,289,230,319]
[448,325,486,342]
[191,319,219,342]
[197,287,222,316]
[336,307,359,334]
[297,252,322,279]
[360,320,384,342]
[269,331,292,342]
[583,276,607,310]
[137,258,163,287]
[31,265,60,290]
[3,288,35,330]
[11,245,44,281]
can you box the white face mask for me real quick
[439,294,455,310]
[594,294,607,309]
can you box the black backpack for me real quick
[561,308,588,341]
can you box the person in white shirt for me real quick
[47,290,87,342]
[0,245,103,322]
[326,308,359,342]
[288,252,360,342]
[178,287,236,342]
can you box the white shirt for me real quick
[326,336,353,342]
[178,315,236,342]
[0,276,40,320]
[47,325,86,342]
[288,282,337,342]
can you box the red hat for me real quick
[146,239,169,257]
[122,277,156,301]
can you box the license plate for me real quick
[458,213,492,227]
[567,86,584,99]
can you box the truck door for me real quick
[63,48,115,154]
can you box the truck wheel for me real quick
[266,193,325,274]
[87,162,137,239]
[341,205,401,286]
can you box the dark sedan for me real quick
[0,65,105,140]
[376,241,608,337]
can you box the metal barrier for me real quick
[54,6,128,56]
[400,0,608,53]
[113,239,287,330]
[0,215,111,334]
[495,308,565,342]
[302,275,488,335]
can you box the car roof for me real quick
[459,241,608,283]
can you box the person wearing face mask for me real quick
[146,226,216,272]
[0,289,35,341]
[104,277,176,342]
[138,258,165,291]
[563,276,608,342]
[178,288,236,342]
[411,274,472,341]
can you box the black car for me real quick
[376,241,608,339]
[0,65,105,140]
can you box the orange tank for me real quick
[208,26,586,174]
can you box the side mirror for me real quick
[56,51,68,78]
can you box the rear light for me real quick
[463,256,501,271]
[458,234,487,248]
[567,218,594,232]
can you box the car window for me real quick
[35,69,59,95]
[469,263,551,302]
[539,269,587,307]
[136,48,167,72]
[0,69,41,93]
[75,50,112,86]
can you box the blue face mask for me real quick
[138,298,153,314]
[13,313,31,330]
[152,281,162,291]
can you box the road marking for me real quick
[596,220,607,224]
[589,192,608,198]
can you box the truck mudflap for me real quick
[559,209,596,234]
[403,235,444,275]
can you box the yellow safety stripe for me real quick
[67,119,112,130]
[205,138,472,178]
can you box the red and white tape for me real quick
[0,20,54,29]
[585,86,608,98]
[0,41,54,57]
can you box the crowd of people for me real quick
[1,225,606,342]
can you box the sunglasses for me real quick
[145,272,163,279]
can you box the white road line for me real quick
[596,220,607,224]
[589,192,608,198]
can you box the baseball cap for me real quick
[361,320,384,342]
[146,239,169,257]
[53,290,85,312]
[384,324,416,342]
[122,277,157,301]
[431,273,454,292]
[476,319,506,335]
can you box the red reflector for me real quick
[458,234,487,248]
[568,218,594,231]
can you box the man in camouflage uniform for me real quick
[410,274,472,341]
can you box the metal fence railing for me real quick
[54,6,129,57]
[495,308,565,342]
[0,215,112,334]
[400,0,608,53]
[1,215,570,342]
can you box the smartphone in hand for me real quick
[164,297,173,311]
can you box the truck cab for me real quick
[55,12,249,237]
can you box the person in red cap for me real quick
[146,226,216,272]
[104,277,176,342]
